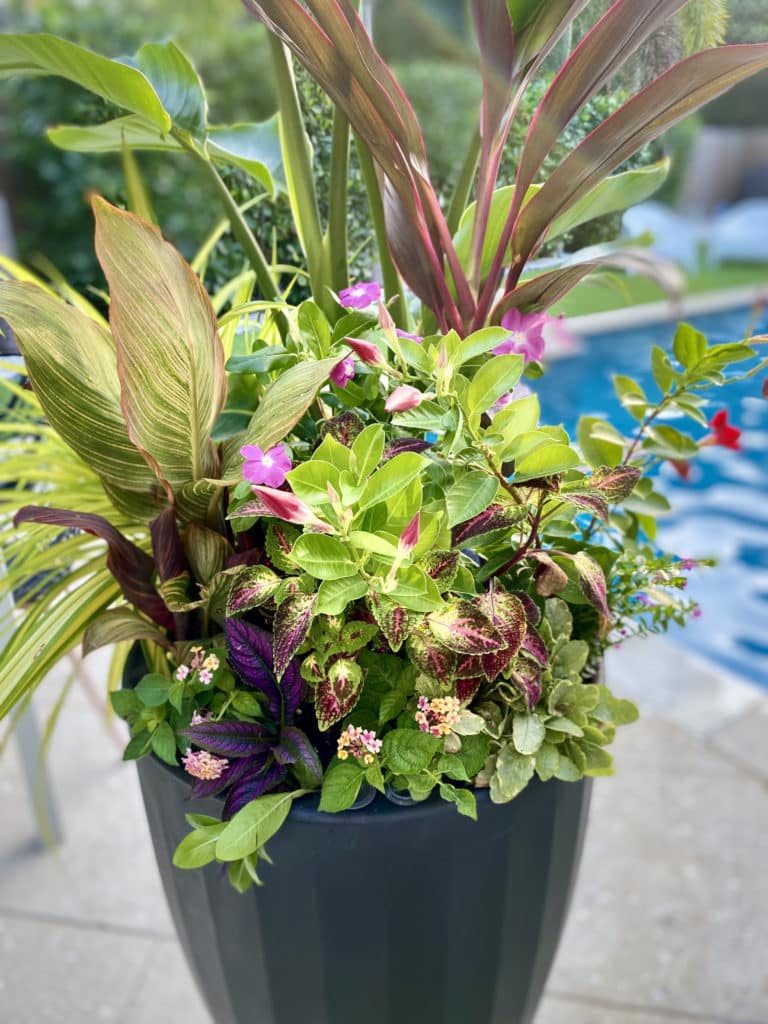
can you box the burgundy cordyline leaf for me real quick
[14,505,173,631]
[418,550,459,591]
[590,466,642,503]
[406,622,458,681]
[572,552,611,619]
[521,625,549,667]
[223,761,287,819]
[225,618,281,719]
[150,506,196,638]
[451,503,523,546]
[427,600,505,656]
[316,662,364,732]
[383,438,432,459]
[274,726,323,786]
[189,755,260,799]
[181,720,271,758]
[273,592,317,682]
[558,489,610,522]
[511,660,542,711]
[530,551,569,597]
[456,677,483,706]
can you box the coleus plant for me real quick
[0,1,767,890]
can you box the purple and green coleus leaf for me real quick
[510,659,543,711]
[368,593,413,652]
[316,658,364,732]
[451,502,525,547]
[473,589,527,681]
[590,465,642,503]
[273,591,317,683]
[520,624,549,667]
[226,565,282,616]
[427,600,505,656]
[571,551,611,620]
[417,550,460,592]
[406,620,458,681]
[556,488,610,522]
[383,438,433,460]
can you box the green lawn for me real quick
[551,262,768,318]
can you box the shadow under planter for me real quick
[137,752,591,1024]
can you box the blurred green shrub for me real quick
[702,0,768,126]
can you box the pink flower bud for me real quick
[251,485,332,532]
[385,385,425,413]
[345,336,388,368]
[398,513,420,554]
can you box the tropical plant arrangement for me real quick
[1,4,767,1015]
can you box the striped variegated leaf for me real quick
[0,281,164,521]
[93,198,227,521]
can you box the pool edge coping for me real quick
[565,283,767,336]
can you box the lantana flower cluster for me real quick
[337,725,383,764]
[175,647,220,686]
[415,696,461,737]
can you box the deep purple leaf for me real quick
[383,437,432,459]
[14,505,173,631]
[223,760,287,819]
[225,617,281,719]
[182,720,271,757]
[189,754,263,799]
[274,726,323,787]
[456,677,483,705]
[272,591,316,682]
[280,658,304,722]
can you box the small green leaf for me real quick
[452,787,478,820]
[316,575,368,615]
[445,472,499,528]
[466,354,524,422]
[577,416,624,468]
[318,761,365,813]
[110,689,140,718]
[286,460,341,506]
[673,322,707,368]
[151,721,178,766]
[172,822,226,869]
[358,453,426,510]
[512,713,546,755]
[135,673,170,708]
[122,730,152,760]
[490,743,535,803]
[216,791,297,861]
[351,424,385,482]
[291,534,357,581]
[382,729,440,774]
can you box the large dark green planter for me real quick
[136,754,590,1024]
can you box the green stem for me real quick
[446,127,480,236]
[354,136,409,329]
[326,107,350,292]
[267,35,330,315]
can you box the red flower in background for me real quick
[704,409,741,451]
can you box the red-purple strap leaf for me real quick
[14,505,173,631]
[315,658,364,732]
[181,720,271,758]
[572,551,611,619]
[225,617,281,719]
[427,599,505,655]
[150,506,195,638]
[273,591,317,683]
[223,760,286,819]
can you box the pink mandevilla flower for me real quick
[330,356,356,389]
[240,443,292,488]
[396,328,423,345]
[385,385,424,413]
[398,513,420,554]
[339,282,382,309]
[345,336,388,367]
[251,485,332,532]
[493,308,553,363]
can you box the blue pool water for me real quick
[537,306,768,687]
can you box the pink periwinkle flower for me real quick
[345,336,388,368]
[493,308,553,363]
[337,725,383,765]
[182,748,229,781]
[240,443,292,488]
[330,356,356,389]
[396,328,423,345]
[385,385,425,413]
[339,282,382,309]
[415,695,461,737]
[692,606,703,619]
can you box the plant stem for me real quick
[267,34,331,316]
[447,127,481,236]
[326,107,350,292]
[354,136,409,328]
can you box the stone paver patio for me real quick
[1,636,766,1024]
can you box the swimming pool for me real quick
[537,304,768,687]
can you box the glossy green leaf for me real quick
[445,472,499,528]
[513,442,581,482]
[351,424,386,482]
[135,41,207,137]
[93,198,226,517]
[151,721,178,765]
[173,822,226,869]
[316,575,368,616]
[466,354,524,422]
[216,791,297,860]
[577,416,624,469]
[208,119,283,194]
[0,33,169,129]
[358,452,427,511]
[319,761,364,813]
[291,535,357,580]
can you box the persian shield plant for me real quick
[0,0,767,891]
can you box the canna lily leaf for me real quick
[0,281,164,521]
[93,198,226,520]
[134,41,207,139]
[14,506,172,630]
[150,507,196,640]
[82,607,171,656]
